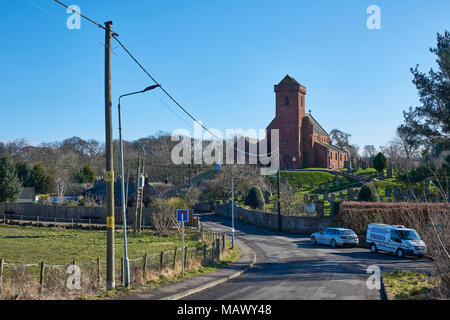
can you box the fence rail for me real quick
[0,227,230,300]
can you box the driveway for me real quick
[185,213,433,300]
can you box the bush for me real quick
[244,187,265,210]
[357,182,379,202]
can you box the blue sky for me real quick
[0,0,449,149]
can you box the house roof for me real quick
[305,113,328,136]
[315,141,348,154]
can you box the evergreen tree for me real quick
[400,31,450,157]
[0,154,22,202]
[373,152,387,175]
[245,187,265,210]
[75,165,95,183]
[357,183,379,202]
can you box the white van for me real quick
[366,223,427,258]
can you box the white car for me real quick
[311,228,359,248]
[366,223,427,258]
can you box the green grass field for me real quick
[0,225,203,265]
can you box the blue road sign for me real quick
[177,209,189,222]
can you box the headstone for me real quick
[304,194,309,202]
[335,175,340,187]
[330,194,335,202]
[339,192,344,200]
[324,193,329,201]
[387,168,393,178]
[385,187,392,198]
[315,201,324,217]
[324,183,330,192]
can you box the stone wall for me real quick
[215,202,339,234]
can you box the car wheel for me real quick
[396,249,404,258]
[417,254,425,259]
[370,243,377,253]
[331,239,336,248]
[311,236,317,245]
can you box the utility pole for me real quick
[138,161,145,231]
[133,158,140,233]
[277,151,282,232]
[134,158,144,233]
[104,20,115,290]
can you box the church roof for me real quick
[277,75,301,86]
[315,141,348,154]
[305,113,328,136]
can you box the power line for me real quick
[51,0,278,159]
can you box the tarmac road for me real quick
[185,213,433,300]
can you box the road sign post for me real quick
[177,209,189,277]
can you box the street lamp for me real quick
[118,84,160,287]
[230,172,252,249]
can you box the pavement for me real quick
[119,213,433,300]
[117,232,256,300]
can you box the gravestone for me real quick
[315,201,325,217]
[324,183,330,192]
[330,194,335,202]
[304,194,309,202]
[385,187,392,198]
[298,182,303,189]
[339,192,344,200]
[387,168,393,178]
[335,175,340,187]
[324,193,329,201]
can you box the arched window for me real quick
[285,96,289,106]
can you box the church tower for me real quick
[271,75,306,168]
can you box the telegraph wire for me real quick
[50,0,279,159]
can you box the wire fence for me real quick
[0,228,230,300]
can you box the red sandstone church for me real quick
[266,75,348,169]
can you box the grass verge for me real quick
[91,244,241,300]
[383,271,437,300]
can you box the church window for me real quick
[285,96,289,106]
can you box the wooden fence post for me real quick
[37,216,39,224]
[89,219,92,230]
[0,258,3,284]
[71,218,74,229]
[203,244,207,264]
[121,257,124,286]
[143,253,148,279]
[159,251,164,273]
[172,247,177,270]
[216,238,221,260]
[184,246,188,270]
[97,258,101,286]
[39,261,45,293]
[222,234,225,251]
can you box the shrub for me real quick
[358,182,379,202]
[166,197,188,209]
[244,187,265,210]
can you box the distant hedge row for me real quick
[337,201,449,235]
